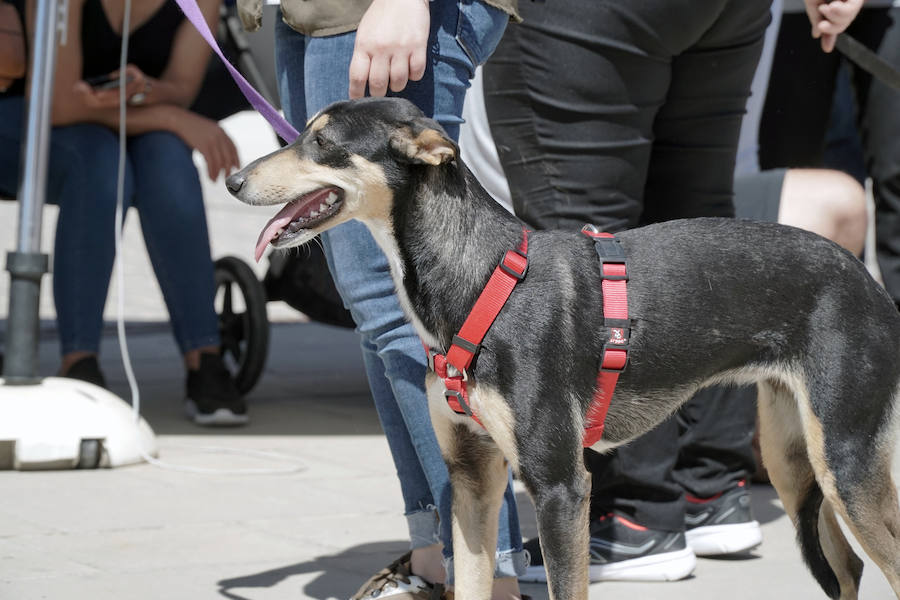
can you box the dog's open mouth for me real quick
[255,187,344,260]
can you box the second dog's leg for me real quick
[821,432,900,598]
[433,415,510,600]
[833,475,900,598]
[758,380,863,599]
[818,499,866,600]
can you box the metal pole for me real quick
[3,0,59,383]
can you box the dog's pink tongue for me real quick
[255,201,302,262]
[254,188,337,261]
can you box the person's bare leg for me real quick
[411,547,524,599]
[489,576,523,600]
[59,351,95,374]
[777,168,866,255]
[183,345,219,370]
[410,544,446,584]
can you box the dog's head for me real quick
[226,97,459,261]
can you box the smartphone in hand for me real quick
[84,73,134,90]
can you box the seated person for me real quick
[0,0,246,426]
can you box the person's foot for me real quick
[519,512,696,583]
[185,353,248,426]
[349,552,444,600]
[59,355,107,388]
[684,481,762,556]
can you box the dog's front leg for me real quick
[429,395,508,600]
[519,442,591,600]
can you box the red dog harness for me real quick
[425,226,630,446]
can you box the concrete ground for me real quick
[0,111,897,600]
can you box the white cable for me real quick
[115,0,140,435]
[112,0,303,475]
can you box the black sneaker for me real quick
[60,355,107,388]
[520,512,696,583]
[684,481,762,556]
[185,353,248,426]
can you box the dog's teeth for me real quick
[310,210,319,218]
[326,192,338,205]
[319,203,328,212]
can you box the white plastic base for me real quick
[0,376,157,470]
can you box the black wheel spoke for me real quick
[214,256,270,394]
[223,334,243,362]
[221,282,234,318]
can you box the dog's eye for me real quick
[315,133,326,148]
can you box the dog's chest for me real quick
[365,219,443,348]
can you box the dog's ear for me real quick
[389,118,458,166]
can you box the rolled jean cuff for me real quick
[180,333,222,355]
[60,340,101,356]
[406,506,441,550]
[443,549,528,585]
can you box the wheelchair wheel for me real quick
[214,256,269,394]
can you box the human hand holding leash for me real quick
[804,0,863,52]
[349,0,429,98]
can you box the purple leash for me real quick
[172,0,299,143]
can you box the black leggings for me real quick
[484,0,770,530]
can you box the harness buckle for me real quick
[600,319,630,372]
[500,249,528,280]
[428,349,466,379]
[593,237,626,261]
[601,270,629,281]
[445,387,474,417]
[451,334,481,358]
[600,342,629,372]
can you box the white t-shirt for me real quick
[459,67,515,213]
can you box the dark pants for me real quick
[760,8,900,307]
[484,0,769,531]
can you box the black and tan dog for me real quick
[227,97,900,600]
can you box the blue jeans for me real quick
[274,0,524,581]
[0,96,220,356]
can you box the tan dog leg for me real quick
[432,413,509,600]
[818,500,865,600]
[758,380,862,600]
[826,465,900,598]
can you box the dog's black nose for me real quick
[226,172,245,194]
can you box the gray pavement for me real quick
[0,111,897,599]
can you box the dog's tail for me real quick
[795,480,841,599]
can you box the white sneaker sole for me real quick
[686,521,762,556]
[185,400,249,426]
[520,547,696,583]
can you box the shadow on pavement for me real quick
[216,541,409,600]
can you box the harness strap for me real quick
[581,227,630,446]
[426,226,629,449]
[427,229,529,423]
[445,231,529,374]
